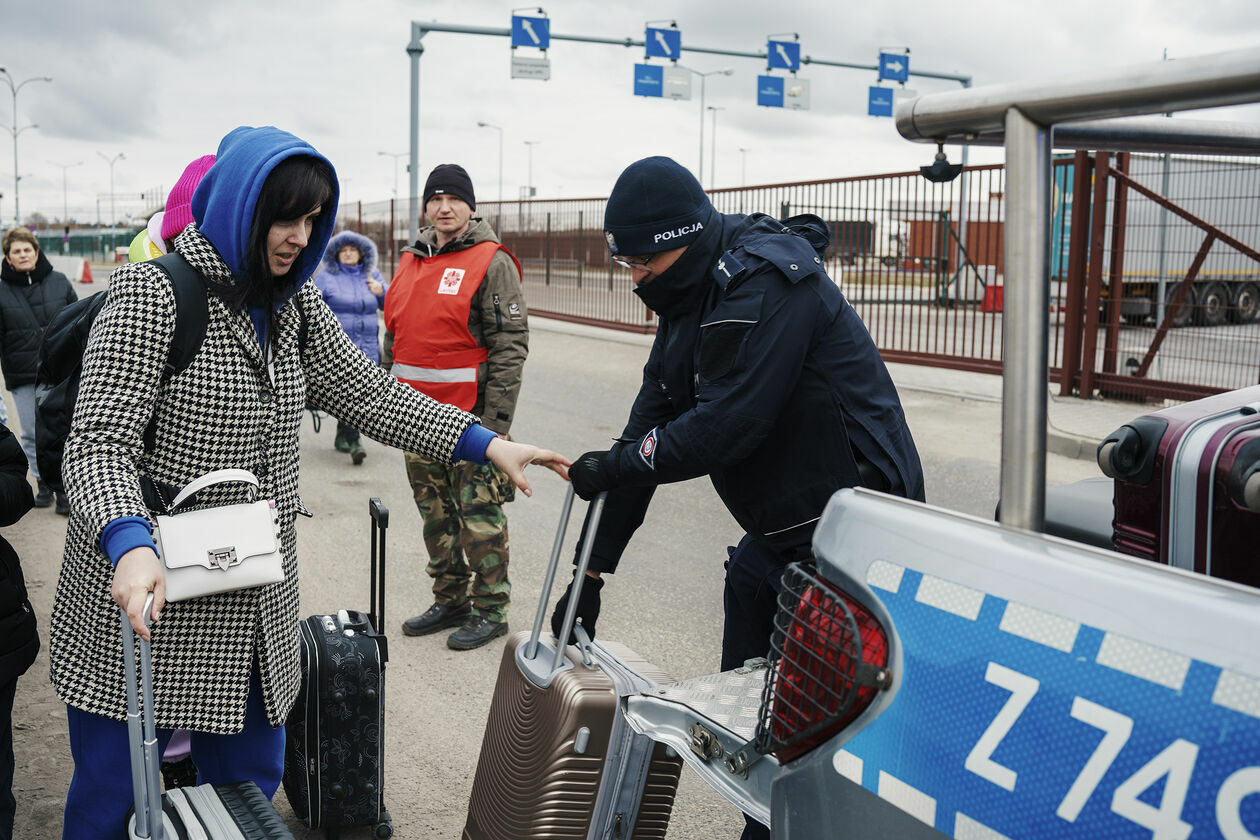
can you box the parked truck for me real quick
[1082,154,1260,328]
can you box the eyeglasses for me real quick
[612,253,654,271]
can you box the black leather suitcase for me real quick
[282,499,393,839]
[123,596,294,840]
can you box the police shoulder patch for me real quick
[638,427,659,470]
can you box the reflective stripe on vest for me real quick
[391,363,477,383]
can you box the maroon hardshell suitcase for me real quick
[462,488,683,840]
[1099,384,1260,587]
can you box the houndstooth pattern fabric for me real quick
[50,226,477,733]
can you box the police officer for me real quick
[550,156,925,840]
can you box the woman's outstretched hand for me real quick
[485,437,571,497]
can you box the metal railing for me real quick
[336,145,1260,405]
[895,45,1260,532]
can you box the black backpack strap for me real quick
[141,253,208,459]
[295,288,310,350]
[149,252,208,379]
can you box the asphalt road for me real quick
[7,319,1101,839]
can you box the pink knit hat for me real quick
[160,154,216,242]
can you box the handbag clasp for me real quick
[208,547,239,571]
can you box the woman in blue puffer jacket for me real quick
[311,230,388,464]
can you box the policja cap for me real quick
[603,156,713,256]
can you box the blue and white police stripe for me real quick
[838,560,1260,839]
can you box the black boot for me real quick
[33,481,53,508]
[55,492,70,516]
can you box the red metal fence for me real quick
[338,154,1260,404]
[1061,152,1260,402]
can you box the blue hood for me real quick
[320,229,379,277]
[190,126,339,284]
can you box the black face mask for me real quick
[632,209,724,320]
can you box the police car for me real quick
[624,487,1260,839]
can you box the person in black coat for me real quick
[552,157,925,840]
[0,228,77,513]
[0,421,37,840]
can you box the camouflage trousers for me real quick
[404,451,515,623]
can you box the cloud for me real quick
[6,0,1259,224]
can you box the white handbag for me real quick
[152,469,284,603]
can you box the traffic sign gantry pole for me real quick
[406,20,970,234]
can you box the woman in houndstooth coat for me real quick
[49,126,567,839]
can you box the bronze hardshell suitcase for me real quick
[462,488,683,840]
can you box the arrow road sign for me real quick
[645,26,681,60]
[634,63,664,97]
[767,39,801,71]
[510,15,550,49]
[757,74,785,108]
[868,85,894,117]
[878,51,910,83]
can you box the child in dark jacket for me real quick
[0,421,36,840]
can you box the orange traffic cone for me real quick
[81,262,94,284]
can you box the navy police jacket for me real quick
[583,211,925,571]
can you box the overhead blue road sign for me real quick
[757,75,784,108]
[634,63,664,98]
[868,86,894,117]
[767,39,801,71]
[510,15,550,49]
[645,27,681,60]
[879,51,910,83]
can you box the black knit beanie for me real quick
[424,163,476,210]
[603,156,713,256]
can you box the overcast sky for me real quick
[4,0,1259,227]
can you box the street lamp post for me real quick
[377,150,408,198]
[523,140,540,199]
[706,106,725,189]
[0,69,53,227]
[678,66,732,184]
[476,122,504,206]
[51,160,82,251]
[739,147,749,188]
[97,151,125,229]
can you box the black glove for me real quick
[551,572,604,645]
[569,449,619,501]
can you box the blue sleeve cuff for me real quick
[101,516,155,568]
[453,423,496,464]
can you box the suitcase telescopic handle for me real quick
[525,484,606,663]
[121,594,167,840]
[370,498,388,631]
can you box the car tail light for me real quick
[755,562,892,764]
